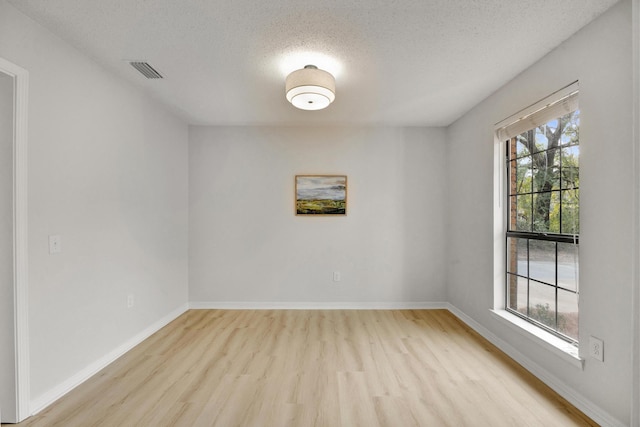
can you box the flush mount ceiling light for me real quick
[285,65,335,111]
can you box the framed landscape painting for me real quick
[295,175,347,215]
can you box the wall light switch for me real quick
[49,235,62,254]
[333,271,341,282]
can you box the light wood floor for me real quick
[10,309,596,427]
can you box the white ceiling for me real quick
[8,0,619,126]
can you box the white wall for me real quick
[0,0,189,408]
[446,1,633,424]
[0,69,16,421]
[189,126,446,305]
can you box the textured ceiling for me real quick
[8,0,619,126]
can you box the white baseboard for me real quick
[189,301,450,310]
[445,303,625,427]
[29,303,189,416]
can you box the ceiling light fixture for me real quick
[285,65,335,111]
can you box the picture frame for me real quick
[295,175,347,215]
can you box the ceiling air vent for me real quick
[129,61,163,79]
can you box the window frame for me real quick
[495,82,580,347]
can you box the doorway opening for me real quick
[0,56,29,423]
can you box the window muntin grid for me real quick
[506,109,579,343]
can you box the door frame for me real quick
[0,56,30,422]
[634,0,640,425]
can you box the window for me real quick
[500,87,580,344]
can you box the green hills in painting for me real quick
[296,199,346,215]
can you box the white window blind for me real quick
[495,82,579,141]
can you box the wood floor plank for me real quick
[10,309,598,427]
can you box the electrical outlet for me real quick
[333,271,341,282]
[589,336,604,362]
[49,235,62,254]
[127,294,135,308]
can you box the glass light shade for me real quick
[285,66,335,111]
